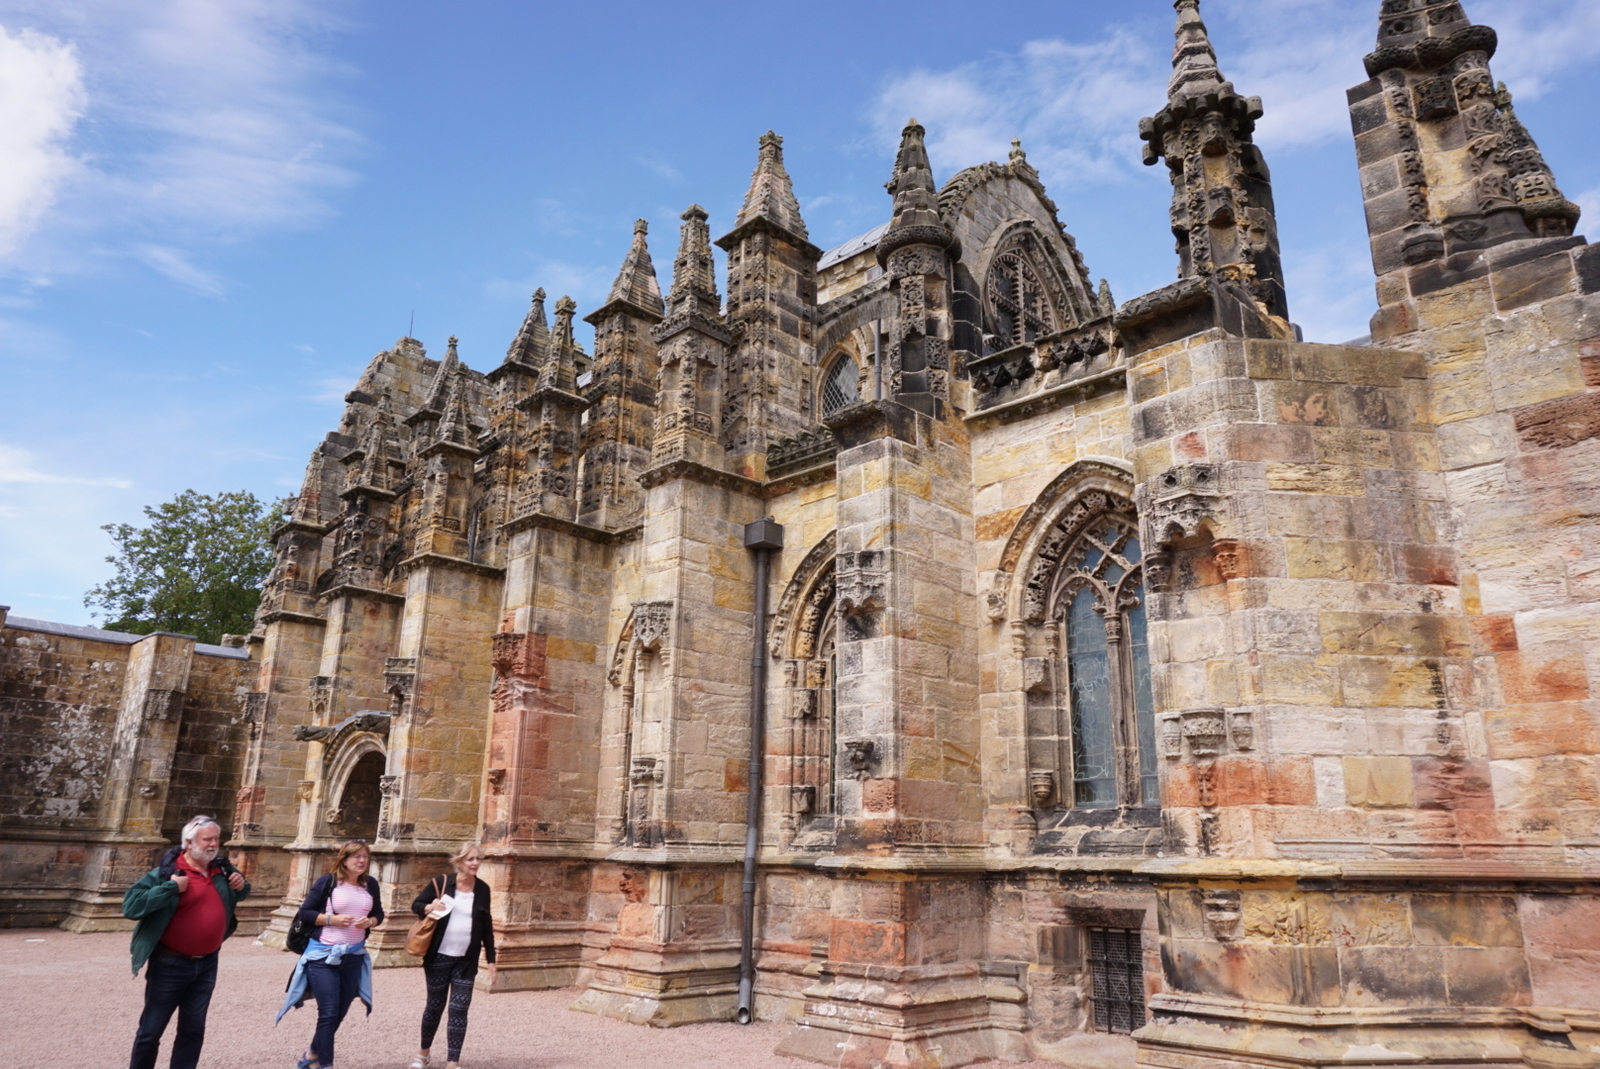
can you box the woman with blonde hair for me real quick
[409,842,496,1069]
[276,839,384,1069]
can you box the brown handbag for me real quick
[405,875,446,957]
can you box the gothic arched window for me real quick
[1053,513,1157,808]
[1016,488,1157,818]
[987,249,1056,347]
[820,353,860,416]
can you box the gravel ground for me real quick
[1,930,1069,1069]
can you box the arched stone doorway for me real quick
[330,750,385,842]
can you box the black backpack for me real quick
[285,876,333,954]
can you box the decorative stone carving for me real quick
[378,774,400,798]
[792,688,819,720]
[984,573,1010,623]
[1159,713,1183,759]
[842,739,876,779]
[1203,889,1243,942]
[324,807,345,828]
[1181,708,1228,758]
[1212,539,1248,581]
[383,658,416,716]
[629,755,662,787]
[486,768,506,792]
[791,785,816,816]
[138,781,160,798]
[1228,709,1255,751]
[1028,769,1056,808]
[293,710,392,744]
[1142,465,1225,549]
[143,689,182,721]
[308,676,334,719]
[239,691,268,738]
[835,551,887,618]
[295,780,315,803]
[632,601,673,651]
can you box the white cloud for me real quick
[0,0,358,285]
[136,244,225,298]
[0,443,132,488]
[871,0,1600,181]
[0,25,86,257]
[870,27,1164,189]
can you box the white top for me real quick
[437,889,474,957]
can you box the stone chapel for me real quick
[3,1,1599,1066]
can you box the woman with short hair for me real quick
[276,840,384,1069]
[409,842,496,1069]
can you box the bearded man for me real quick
[122,815,251,1069]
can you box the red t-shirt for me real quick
[159,854,227,957]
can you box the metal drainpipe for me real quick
[737,516,783,1024]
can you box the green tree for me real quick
[85,489,283,645]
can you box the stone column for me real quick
[62,631,195,931]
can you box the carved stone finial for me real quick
[1097,278,1115,316]
[1140,0,1287,322]
[666,204,721,319]
[507,288,550,364]
[1009,137,1026,164]
[730,130,809,241]
[593,220,664,322]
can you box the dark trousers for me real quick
[305,953,364,1066]
[129,947,218,1069]
[420,954,477,1062]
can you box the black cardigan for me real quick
[294,872,385,945]
[410,873,496,972]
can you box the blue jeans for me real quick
[305,951,364,1066]
[129,947,218,1069]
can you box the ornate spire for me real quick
[1168,0,1224,100]
[350,396,400,492]
[732,131,809,241]
[1493,82,1581,237]
[289,447,326,525]
[1139,0,1287,322]
[419,335,462,415]
[506,289,548,365]
[435,365,477,451]
[886,118,942,228]
[878,118,957,264]
[666,205,721,319]
[601,221,665,319]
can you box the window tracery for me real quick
[1020,490,1158,818]
[986,247,1057,348]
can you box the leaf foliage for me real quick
[85,489,281,645]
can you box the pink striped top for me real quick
[319,880,373,946]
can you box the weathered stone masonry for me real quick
[3,1,1598,1066]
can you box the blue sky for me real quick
[1,0,1597,626]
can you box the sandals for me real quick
[296,1056,319,1069]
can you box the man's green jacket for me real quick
[122,845,252,976]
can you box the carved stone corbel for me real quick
[1181,707,1228,758]
[632,601,673,651]
[1203,889,1243,942]
[835,551,887,618]
[1140,464,1227,553]
[842,738,877,779]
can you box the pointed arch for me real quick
[986,458,1134,623]
[770,532,836,660]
